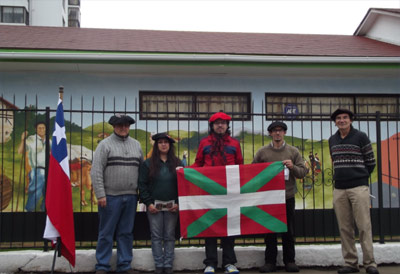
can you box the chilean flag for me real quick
[43,96,75,266]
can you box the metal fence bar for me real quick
[1,101,400,249]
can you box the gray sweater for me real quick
[91,133,143,199]
[253,142,309,199]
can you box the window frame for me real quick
[139,91,251,121]
[265,93,400,121]
[0,6,28,24]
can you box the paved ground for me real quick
[12,264,400,274]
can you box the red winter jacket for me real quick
[192,133,243,167]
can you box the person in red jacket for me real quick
[192,111,243,274]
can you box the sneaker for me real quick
[225,264,239,274]
[164,267,173,274]
[285,262,299,272]
[204,266,215,274]
[366,266,379,274]
[259,263,276,273]
[337,266,360,273]
[154,267,164,274]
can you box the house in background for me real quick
[0,97,18,143]
[0,8,399,131]
[355,8,400,45]
[0,7,399,211]
[0,0,80,27]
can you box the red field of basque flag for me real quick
[177,162,287,238]
[43,95,75,266]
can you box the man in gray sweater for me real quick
[253,121,308,273]
[91,114,143,274]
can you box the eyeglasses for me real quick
[271,128,285,133]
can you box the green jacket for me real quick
[138,158,182,206]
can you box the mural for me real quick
[0,104,398,213]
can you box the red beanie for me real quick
[209,112,232,123]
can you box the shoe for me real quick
[337,266,360,273]
[366,266,379,274]
[204,266,215,274]
[285,262,300,272]
[259,263,276,273]
[164,267,173,274]
[95,271,107,274]
[225,264,239,274]
[123,269,140,274]
[154,267,164,274]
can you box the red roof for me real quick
[1,25,400,57]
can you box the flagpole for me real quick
[50,236,62,274]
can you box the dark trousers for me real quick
[203,236,237,268]
[264,197,296,265]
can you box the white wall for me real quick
[366,14,400,45]
[30,0,67,27]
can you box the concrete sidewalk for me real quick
[1,243,400,273]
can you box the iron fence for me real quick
[0,95,399,250]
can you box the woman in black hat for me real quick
[138,133,182,274]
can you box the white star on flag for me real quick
[53,121,66,145]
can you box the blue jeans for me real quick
[25,168,45,212]
[147,210,178,268]
[96,194,137,272]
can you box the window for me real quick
[0,6,28,24]
[265,94,399,120]
[68,7,80,27]
[69,0,81,5]
[140,91,251,120]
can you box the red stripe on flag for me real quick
[178,166,227,196]
[46,155,75,266]
[179,209,228,238]
[239,162,285,192]
[240,204,287,235]
[197,216,228,238]
[177,171,211,196]
[258,204,288,224]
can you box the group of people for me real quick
[90,108,379,274]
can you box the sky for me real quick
[80,0,400,35]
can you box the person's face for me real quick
[157,138,170,154]
[335,113,352,131]
[36,124,46,138]
[269,126,286,142]
[212,119,228,134]
[113,123,130,136]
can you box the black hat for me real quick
[152,132,175,143]
[331,108,354,121]
[267,121,288,132]
[108,114,135,126]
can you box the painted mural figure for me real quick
[17,121,48,212]
[138,132,182,274]
[191,111,243,274]
[314,153,321,173]
[253,121,308,273]
[329,109,379,274]
[91,114,143,274]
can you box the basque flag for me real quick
[177,162,287,238]
[43,96,75,266]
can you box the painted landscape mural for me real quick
[0,105,399,213]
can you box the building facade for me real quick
[0,0,80,27]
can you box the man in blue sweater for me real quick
[329,109,378,274]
